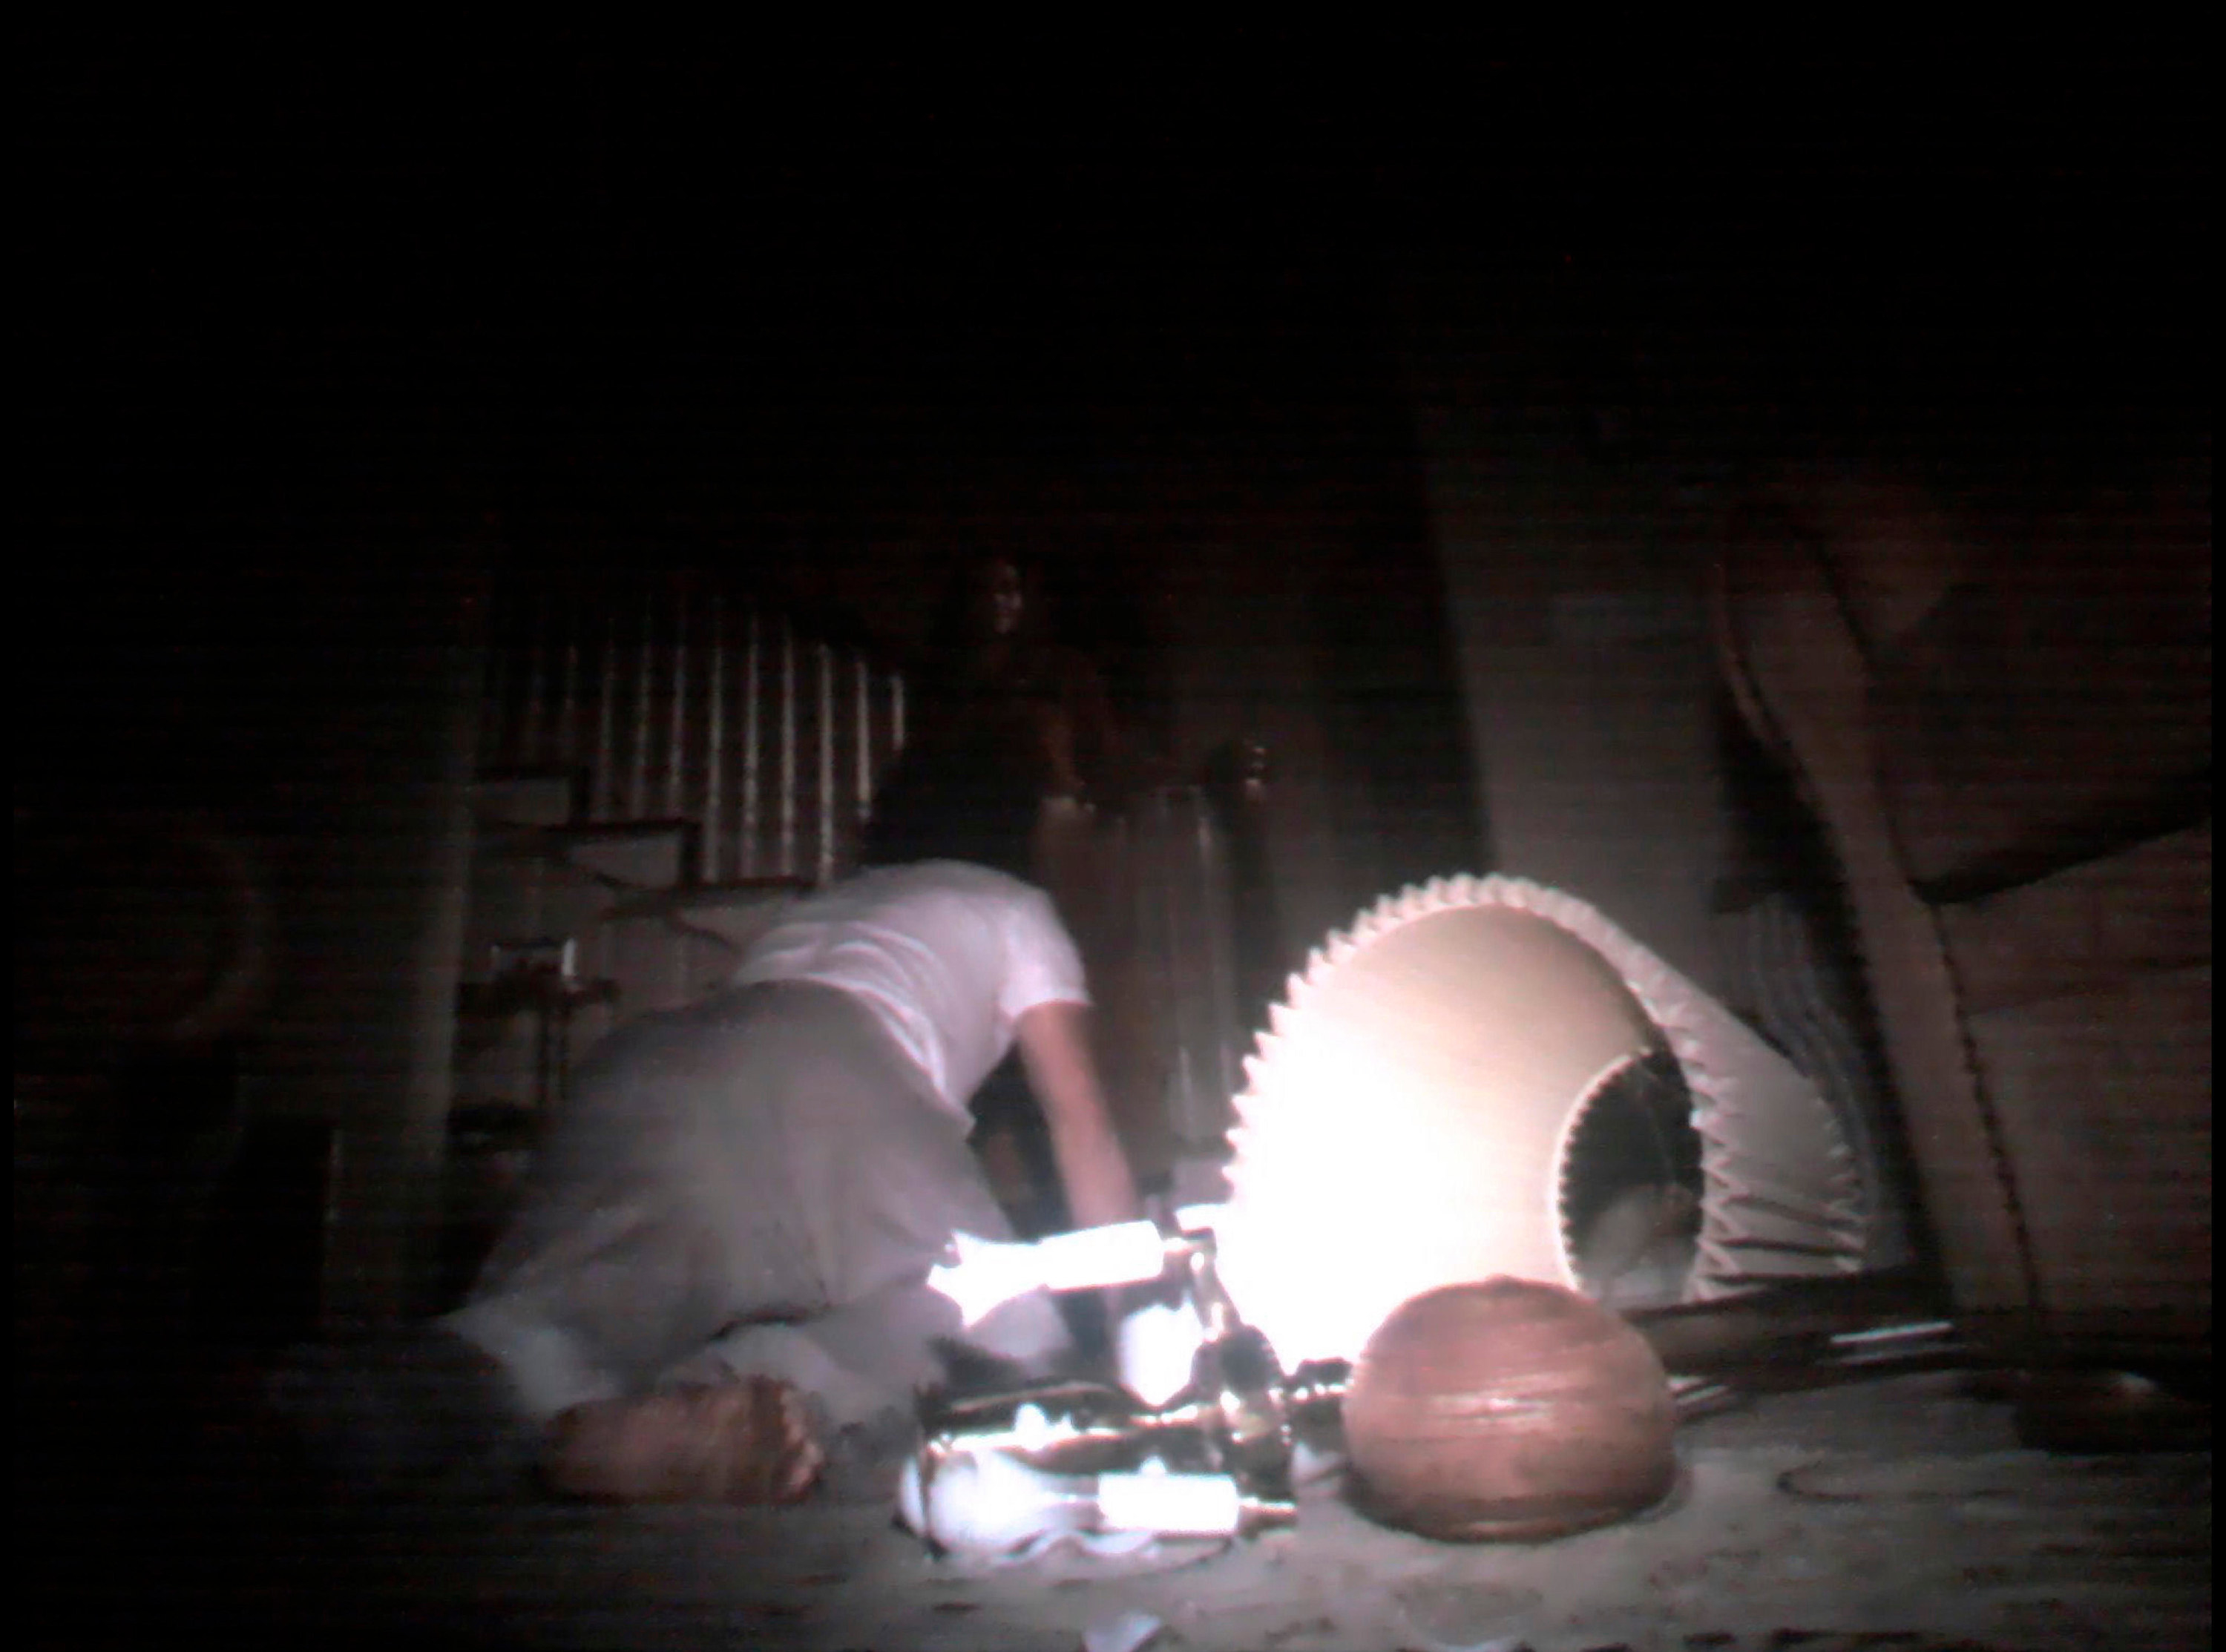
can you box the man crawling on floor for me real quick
[274,748,1142,1506]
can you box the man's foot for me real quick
[542,1376,824,1504]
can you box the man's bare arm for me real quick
[1013,998,1142,1233]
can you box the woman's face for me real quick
[982,558,1025,637]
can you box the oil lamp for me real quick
[911,1208,1961,1556]
[907,1206,1347,1556]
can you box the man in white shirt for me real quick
[441,834,1142,1502]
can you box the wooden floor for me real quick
[22,1360,2211,1651]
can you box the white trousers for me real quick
[445,982,1067,1427]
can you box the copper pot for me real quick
[1343,1277,1677,1541]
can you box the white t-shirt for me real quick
[731,860,1090,1121]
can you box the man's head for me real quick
[858,730,1043,882]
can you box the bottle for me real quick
[928,1220,1172,1328]
[899,1449,1293,1556]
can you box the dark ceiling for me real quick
[24,41,2210,656]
